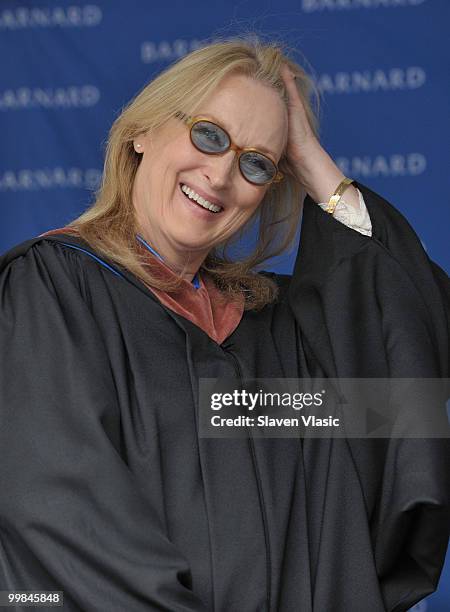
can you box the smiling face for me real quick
[132,73,288,276]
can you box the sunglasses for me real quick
[174,111,284,186]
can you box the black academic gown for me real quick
[0,183,449,612]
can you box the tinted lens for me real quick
[239,151,277,185]
[190,121,230,153]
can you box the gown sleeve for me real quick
[287,182,450,612]
[0,242,207,611]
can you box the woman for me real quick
[0,37,448,612]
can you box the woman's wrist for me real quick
[290,139,360,211]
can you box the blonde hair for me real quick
[68,34,319,310]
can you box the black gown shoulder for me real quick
[0,235,210,611]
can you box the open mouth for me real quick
[179,183,223,214]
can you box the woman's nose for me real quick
[204,150,238,189]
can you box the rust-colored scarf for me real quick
[39,228,244,344]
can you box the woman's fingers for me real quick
[280,63,318,166]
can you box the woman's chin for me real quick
[170,233,214,253]
[168,215,218,252]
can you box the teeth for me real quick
[181,184,222,213]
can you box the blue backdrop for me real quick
[0,1,449,609]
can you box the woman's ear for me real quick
[133,129,155,154]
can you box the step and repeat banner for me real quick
[0,0,449,609]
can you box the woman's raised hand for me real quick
[279,63,359,208]
[279,63,319,168]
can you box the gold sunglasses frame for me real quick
[174,111,284,186]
